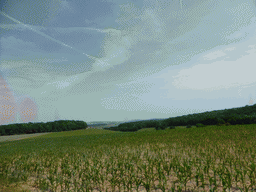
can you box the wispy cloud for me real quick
[1,0,256,123]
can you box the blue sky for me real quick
[0,0,256,124]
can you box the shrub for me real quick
[196,123,205,128]
[67,122,77,130]
[155,121,168,130]
[155,122,161,130]
[1,129,6,136]
[169,126,175,129]
[217,118,225,125]
[201,117,218,125]
[186,124,192,128]
[225,122,231,126]
[25,129,35,134]
[135,123,143,130]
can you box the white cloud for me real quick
[246,44,256,54]
[59,0,75,13]
[46,75,79,90]
[202,50,227,60]
[91,29,134,72]
[1,36,36,50]
[149,31,256,97]
[2,0,256,123]
[171,49,256,91]
[1,59,31,70]
[225,47,236,51]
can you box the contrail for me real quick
[0,10,110,101]
[0,11,99,61]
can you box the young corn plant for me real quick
[0,124,256,191]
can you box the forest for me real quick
[105,104,256,132]
[1,104,256,135]
[0,120,87,135]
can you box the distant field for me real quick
[0,124,116,143]
[0,125,191,143]
[0,132,51,143]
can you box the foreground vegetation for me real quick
[0,124,256,192]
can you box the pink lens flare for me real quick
[0,74,39,125]
[249,97,254,105]
[0,76,18,125]
[18,97,38,123]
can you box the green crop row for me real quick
[0,124,255,191]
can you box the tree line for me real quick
[2,104,256,135]
[0,120,87,136]
[104,104,256,132]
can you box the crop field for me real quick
[0,132,51,143]
[0,124,255,192]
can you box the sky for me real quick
[0,0,256,125]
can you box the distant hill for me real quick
[87,118,167,126]
[72,104,256,127]
[87,121,122,125]
[107,104,256,128]
[121,118,167,123]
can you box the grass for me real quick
[0,124,256,191]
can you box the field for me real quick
[0,124,255,191]
[0,133,51,143]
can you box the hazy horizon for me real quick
[1,0,256,125]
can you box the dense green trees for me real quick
[196,123,205,128]
[155,121,168,130]
[110,104,256,132]
[1,104,256,135]
[75,121,87,129]
[0,119,88,136]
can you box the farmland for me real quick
[0,124,255,191]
